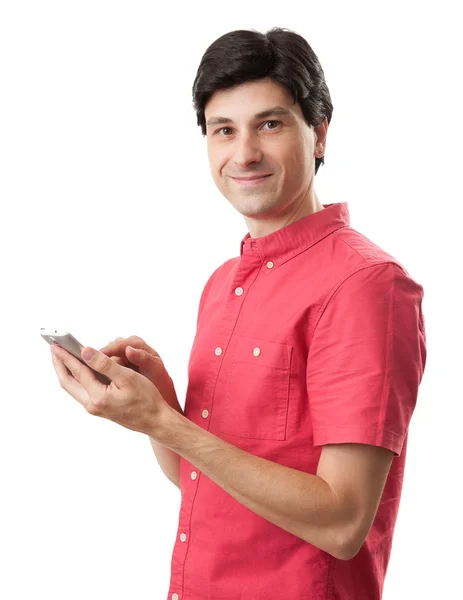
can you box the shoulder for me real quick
[203,257,240,291]
[326,226,423,298]
[197,257,240,320]
[333,225,408,271]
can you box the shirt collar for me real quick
[239,202,350,265]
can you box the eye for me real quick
[216,126,233,136]
[262,120,282,130]
[215,120,282,136]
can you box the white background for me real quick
[1,1,461,598]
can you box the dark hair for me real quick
[192,27,333,175]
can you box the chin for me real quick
[240,200,281,219]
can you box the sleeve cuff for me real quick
[313,426,406,456]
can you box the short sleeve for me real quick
[306,262,426,456]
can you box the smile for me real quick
[231,175,272,186]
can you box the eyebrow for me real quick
[206,106,294,128]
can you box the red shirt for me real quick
[167,202,427,600]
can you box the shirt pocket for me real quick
[219,336,293,441]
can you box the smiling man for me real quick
[168,27,425,600]
[158,28,425,600]
[51,27,427,600]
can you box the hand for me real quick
[50,343,169,436]
[98,336,179,410]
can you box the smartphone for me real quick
[40,329,112,385]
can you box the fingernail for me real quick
[82,348,95,361]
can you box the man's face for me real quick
[205,77,324,229]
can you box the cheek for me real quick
[208,147,226,177]
[271,136,304,167]
[286,141,309,173]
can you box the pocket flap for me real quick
[232,337,292,370]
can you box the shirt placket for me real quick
[167,249,263,600]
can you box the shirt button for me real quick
[172,594,179,600]
[191,471,198,480]
[253,347,261,357]
[266,261,274,269]
[180,533,187,542]
[202,409,209,419]
[235,287,244,296]
[215,347,223,356]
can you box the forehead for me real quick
[205,78,299,122]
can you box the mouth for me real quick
[231,174,273,186]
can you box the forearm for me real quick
[155,407,347,558]
[149,437,181,489]
[149,394,184,490]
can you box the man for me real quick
[51,28,427,599]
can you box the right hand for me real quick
[98,336,179,409]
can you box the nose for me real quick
[233,133,264,170]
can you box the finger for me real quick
[99,336,155,359]
[124,347,156,376]
[99,347,136,369]
[100,336,159,368]
[51,351,91,409]
[99,336,125,354]
[119,350,141,373]
[81,346,132,390]
[108,355,140,373]
[125,346,153,361]
[107,350,131,368]
[52,345,104,394]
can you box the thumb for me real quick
[126,345,141,357]
[81,347,125,383]
[126,346,149,362]
[126,346,157,374]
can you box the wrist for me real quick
[150,402,182,446]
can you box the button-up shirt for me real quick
[167,202,427,600]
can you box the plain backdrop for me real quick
[1,1,461,598]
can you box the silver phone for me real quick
[40,328,112,385]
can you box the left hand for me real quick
[50,344,169,436]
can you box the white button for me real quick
[202,409,209,418]
[172,594,179,600]
[191,471,198,480]
[215,347,223,356]
[253,347,261,356]
[266,261,274,269]
[180,533,187,542]
[235,287,244,296]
